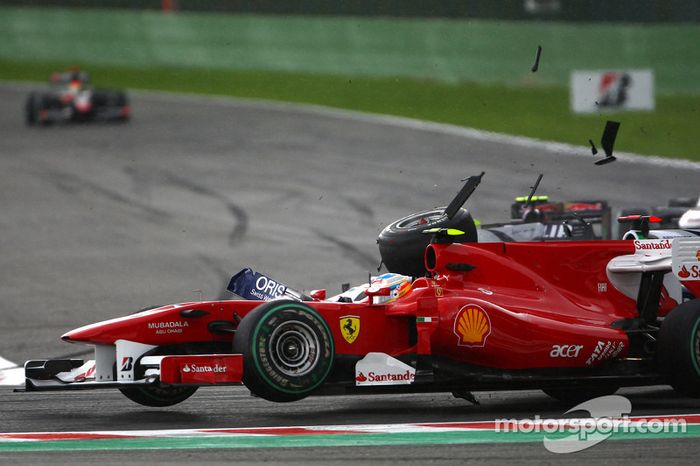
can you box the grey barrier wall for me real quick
[1,0,699,22]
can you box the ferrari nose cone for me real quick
[61,326,96,343]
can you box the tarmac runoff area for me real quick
[1,84,700,464]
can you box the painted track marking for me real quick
[1,415,699,452]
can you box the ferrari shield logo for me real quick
[340,315,360,344]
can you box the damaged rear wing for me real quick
[227,268,311,301]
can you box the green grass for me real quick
[3,58,698,161]
[1,7,698,160]
[2,7,700,94]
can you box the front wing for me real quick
[19,353,243,392]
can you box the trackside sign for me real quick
[571,70,654,113]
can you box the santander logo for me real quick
[634,239,671,251]
[182,363,227,374]
[358,371,415,383]
[678,264,700,279]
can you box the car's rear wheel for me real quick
[668,197,698,208]
[656,299,700,397]
[233,300,334,402]
[25,92,38,125]
[115,91,130,122]
[377,207,476,278]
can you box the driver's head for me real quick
[522,207,542,223]
[370,273,413,304]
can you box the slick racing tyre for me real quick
[107,90,129,121]
[542,385,618,405]
[656,299,700,397]
[25,92,38,125]
[114,90,128,107]
[119,384,198,407]
[233,300,334,402]
[668,197,697,208]
[118,326,197,407]
[377,207,477,278]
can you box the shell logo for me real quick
[454,304,491,347]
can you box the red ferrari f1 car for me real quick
[19,174,700,406]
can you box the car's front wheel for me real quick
[119,384,198,407]
[233,300,334,402]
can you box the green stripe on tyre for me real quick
[251,302,334,395]
[690,317,700,377]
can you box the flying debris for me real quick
[531,45,542,72]
[588,139,598,155]
[595,120,620,165]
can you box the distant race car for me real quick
[618,196,699,236]
[377,187,611,278]
[17,173,700,408]
[25,70,129,125]
[483,194,612,242]
[679,197,700,229]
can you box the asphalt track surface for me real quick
[1,84,700,464]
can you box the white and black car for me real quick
[25,70,129,125]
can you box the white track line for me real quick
[1,414,699,440]
[0,356,23,387]
[133,90,700,171]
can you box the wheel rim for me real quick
[396,210,446,230]
[268,320,319,377]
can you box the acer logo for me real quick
[550,344,583,358]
